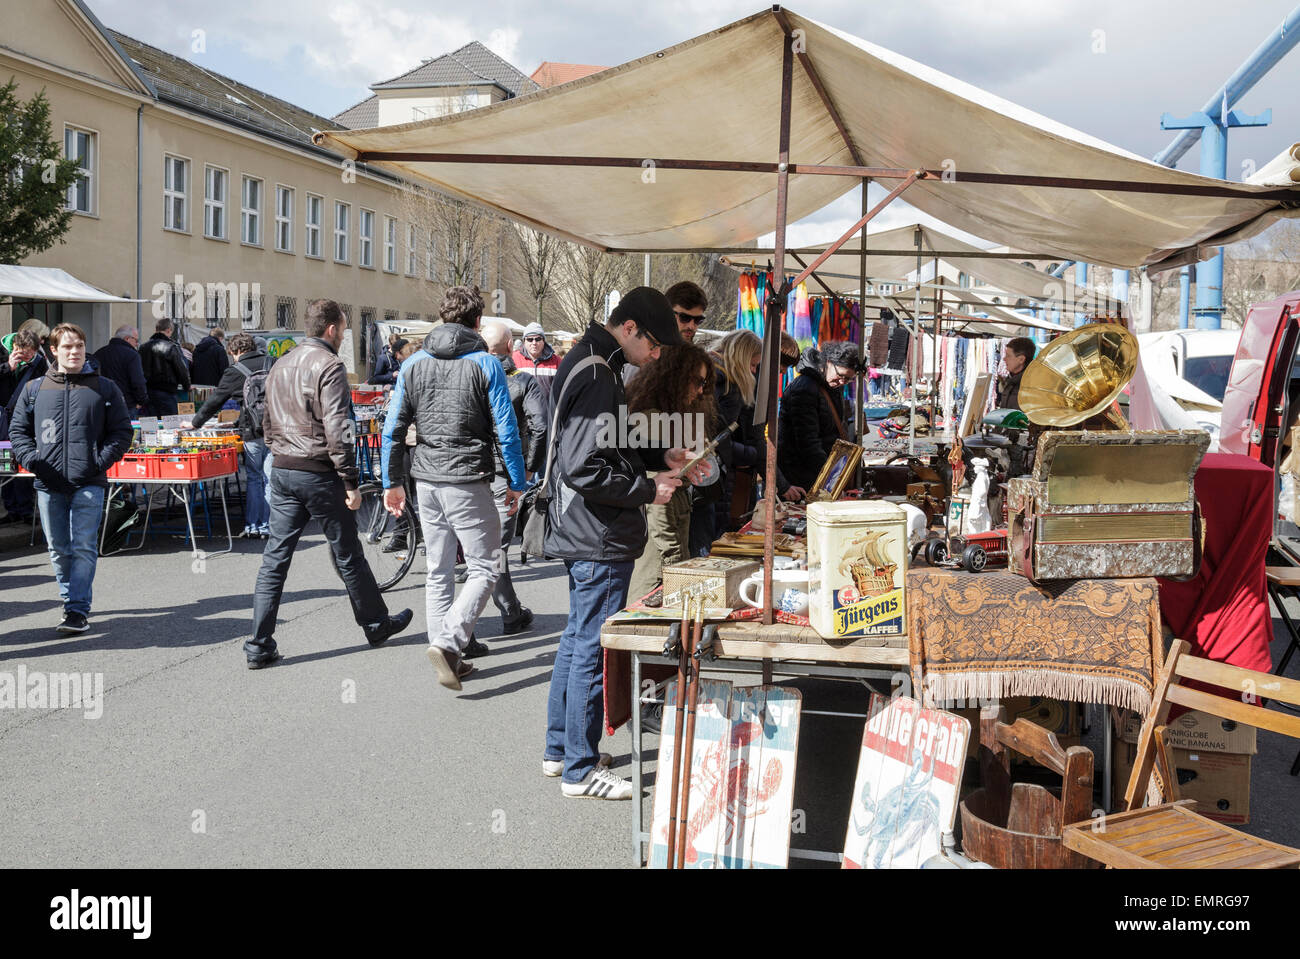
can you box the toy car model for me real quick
[917,527,1010,573]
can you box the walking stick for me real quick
[663,587,693,868]
[674,593,706,869]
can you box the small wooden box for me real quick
[661,557,759,612]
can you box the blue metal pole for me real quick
[1075,263,1089,326]
[1179,267,1191,330]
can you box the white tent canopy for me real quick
[316,7,1300,269]
[0,265,142,302]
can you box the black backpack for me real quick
[234,360,269,439]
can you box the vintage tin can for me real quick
[806,500,908,640]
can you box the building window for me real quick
[275,296,296,329]
[427,231,437,281]
[241,176,263,245]
[384,309,398,324]
[479,245,489,289]
[406,312,421,324]
[406,225,417,276]
[164,155,188,231]
[275,185,293,252]
[305,194,323,258]
[445,235,456,283]
[334,201,350,263]
[204,165,228,239]
[64,127,95,214]
[384,216,397,273]
[359,208,374,268]
[205,288,229,330]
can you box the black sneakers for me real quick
[57,612,90,634]
[501,608,534,636]
[247,651,284,670]
[463,635,490,659]
[365,608,414,648]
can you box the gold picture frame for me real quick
[808,439,863,502]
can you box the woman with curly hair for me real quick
[625,342,717,604]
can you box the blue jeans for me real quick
[242,440,270,528]
[545,559,634,784]
[36,485,106,616]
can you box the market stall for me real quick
[313,5,1300,868]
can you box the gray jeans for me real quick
[490,475,523,622]
[416,478,501,655]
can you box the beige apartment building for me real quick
[1,0,538,376]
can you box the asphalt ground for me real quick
[1,507,1297,869]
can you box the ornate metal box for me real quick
[1007,430,1209,582]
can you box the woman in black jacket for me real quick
[777,340,861,492]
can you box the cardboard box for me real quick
[1112,740,1251,825]
[1112,708,1256,755]
[216,410,240,424]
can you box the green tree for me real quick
[0,78,81,264]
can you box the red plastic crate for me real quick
[107,454,157,480]
[201,448,238,478]
[155,451,205,479]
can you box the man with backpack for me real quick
[9,323,132,634]
[189,332,271,538]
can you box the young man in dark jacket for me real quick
[247,299,411,669]
[92,325,149,416]
[191,328,230,386]
[189,332,272,537]
[777,341,860,491]
[9,323,132,633]
[481,320,548,636]
[381,287,527,689]
[543,287,701,800]
[139,317,191,416]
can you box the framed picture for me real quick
[809,439,863,502]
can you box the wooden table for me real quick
[602,618,909,867]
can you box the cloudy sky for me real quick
[92,0,1300,248]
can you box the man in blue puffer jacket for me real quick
[381,286,527,690]
[9,323,132,634]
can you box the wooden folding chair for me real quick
[1062,639,1300,868]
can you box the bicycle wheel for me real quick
[357,483,417,590]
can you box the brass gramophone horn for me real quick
[1018,323,1138,429]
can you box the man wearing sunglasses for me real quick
[542,286,704,801]
[512,322,560,399]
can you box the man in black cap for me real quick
[542,287,701,800]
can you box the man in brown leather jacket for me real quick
[245,299,411,669]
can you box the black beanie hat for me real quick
[609,287,682,347]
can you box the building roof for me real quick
[109,30,341,147]
[529,62,607,88]
[332,95,380,129]
[370,41,539,97]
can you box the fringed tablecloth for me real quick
[907,569,1162,715]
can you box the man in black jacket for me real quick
[191,327,230,386]
[189,332,272,537]
[481,320,548,636]
[93,326,149,416]
[9,323,132,634]
[777,341,860,491]
[1,329,48,525]
[139,318,191,417]
[542,287,699,800]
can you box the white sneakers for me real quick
[560,766,633,801]
[542,752,612,778]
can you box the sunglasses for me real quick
[674,310,704,326]
[637,326,662,350]
[524,335,544,342]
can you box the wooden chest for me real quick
[1008,430,1208,582]
[661,557,759,613]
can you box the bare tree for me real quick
[512,225,563,324]
[554,245,638,332]
[399,184,497,299]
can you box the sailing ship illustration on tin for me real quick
[838,530,899,598]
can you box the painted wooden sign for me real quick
[842,694,968,869]
[649,682,802,869]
